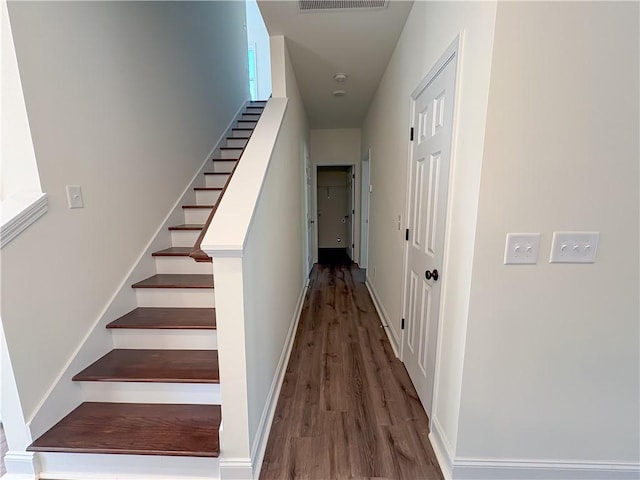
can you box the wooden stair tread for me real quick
[211,158,239,162]
[227,135,250,140]
[106,307,216,330]
[204,172,230,176]
[193,187,223,191]
[132,274,213,289]
[28,402,220,457]
[182,204,214,209]
[73,349,219,383]
[219,146,243,151]
[168,224,203,231]
[152,247,191,257]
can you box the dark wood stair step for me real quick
[152,247,191,257]
[182,205,214,209]
[28,402,220,457]
[168,224,204,231]
[249,100,267,106]
[73,349,219,383]
[132,274,213,289]
[106,307,216,330]
[227,134,251,140]
[193,187,223,191]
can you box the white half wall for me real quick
[2,0,248,431]
[360,2,498,469]
[457,0,640,469]
[203,36,309,479]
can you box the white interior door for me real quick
[402,46,458,417]
[360,152,371,269]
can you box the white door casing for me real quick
[402,41,459,417]
[346,167,354,260]
[360,151,371,269]
[305,150,313,275]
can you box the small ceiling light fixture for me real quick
[332,89,347,97]
[333,72,348,83]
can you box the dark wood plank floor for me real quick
[260,265,443,480]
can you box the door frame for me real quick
[399,35,462,409]
[312,163,357,264]
[360,149,371,270]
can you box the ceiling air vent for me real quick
[299,0,389,12]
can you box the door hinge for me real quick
[410,127,414,141]
[352,209,355,214]
[401,318,405,330]
[352,243,354,248]
[352,173,355,179]
[405,228,409,241]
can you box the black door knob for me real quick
[425,269,439,281]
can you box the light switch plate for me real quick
[66,185,84,209]
[549,232,599,263]
[504,233,541,265]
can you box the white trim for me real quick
[365,277,400,358]
[428,417,454,480]
[3,451,39,478]
[250,280,309,479]
[219,458,253,480]
[0,193,47,249]
[452,458,640,480]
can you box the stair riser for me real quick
[218,149,243,159]
[195,190,222,205]
[241,113,260,121]
[237,120,257,128]
[112,329,216,350]
[210,161,236,173]
[184,208,213,224]
[245,107,264,114]
[170,230,200,248]
[226,138,248,148]
[231,129,251,138]
[38,452,219,479]
[80,383,220,405]
[155,256,211,274]
[205,174,229,188]
[135,289,215,308]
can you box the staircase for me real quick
[27,102,266,473]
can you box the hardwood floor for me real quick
[260,265,443,480]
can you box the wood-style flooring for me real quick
[260,265,443,480]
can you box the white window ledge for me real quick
[1,192,48,248]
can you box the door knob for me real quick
[425,269,439,281]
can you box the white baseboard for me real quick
[452,458,640,480]
[248,281,308,480]
[3,451,39,478]
[219,458,253,480]
[365,277,400,358]
[429,418,454,480]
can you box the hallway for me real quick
[260,265,443,480]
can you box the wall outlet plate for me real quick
[66,185,84,209]
[549,232,599,263]
[504,233,541,265]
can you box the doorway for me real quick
[402,38,460,418]
[316,165,354,265]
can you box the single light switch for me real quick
[504,233,541,265]
[549,232,599,263]
[66,185,84,209]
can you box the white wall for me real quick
[309,128,361,261]
[246,0,271,101]
[2,0,248,431]
[360,1,497,469]
[457,0,639,467]
[0,0,41,204]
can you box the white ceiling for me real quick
[257,0,414,129]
